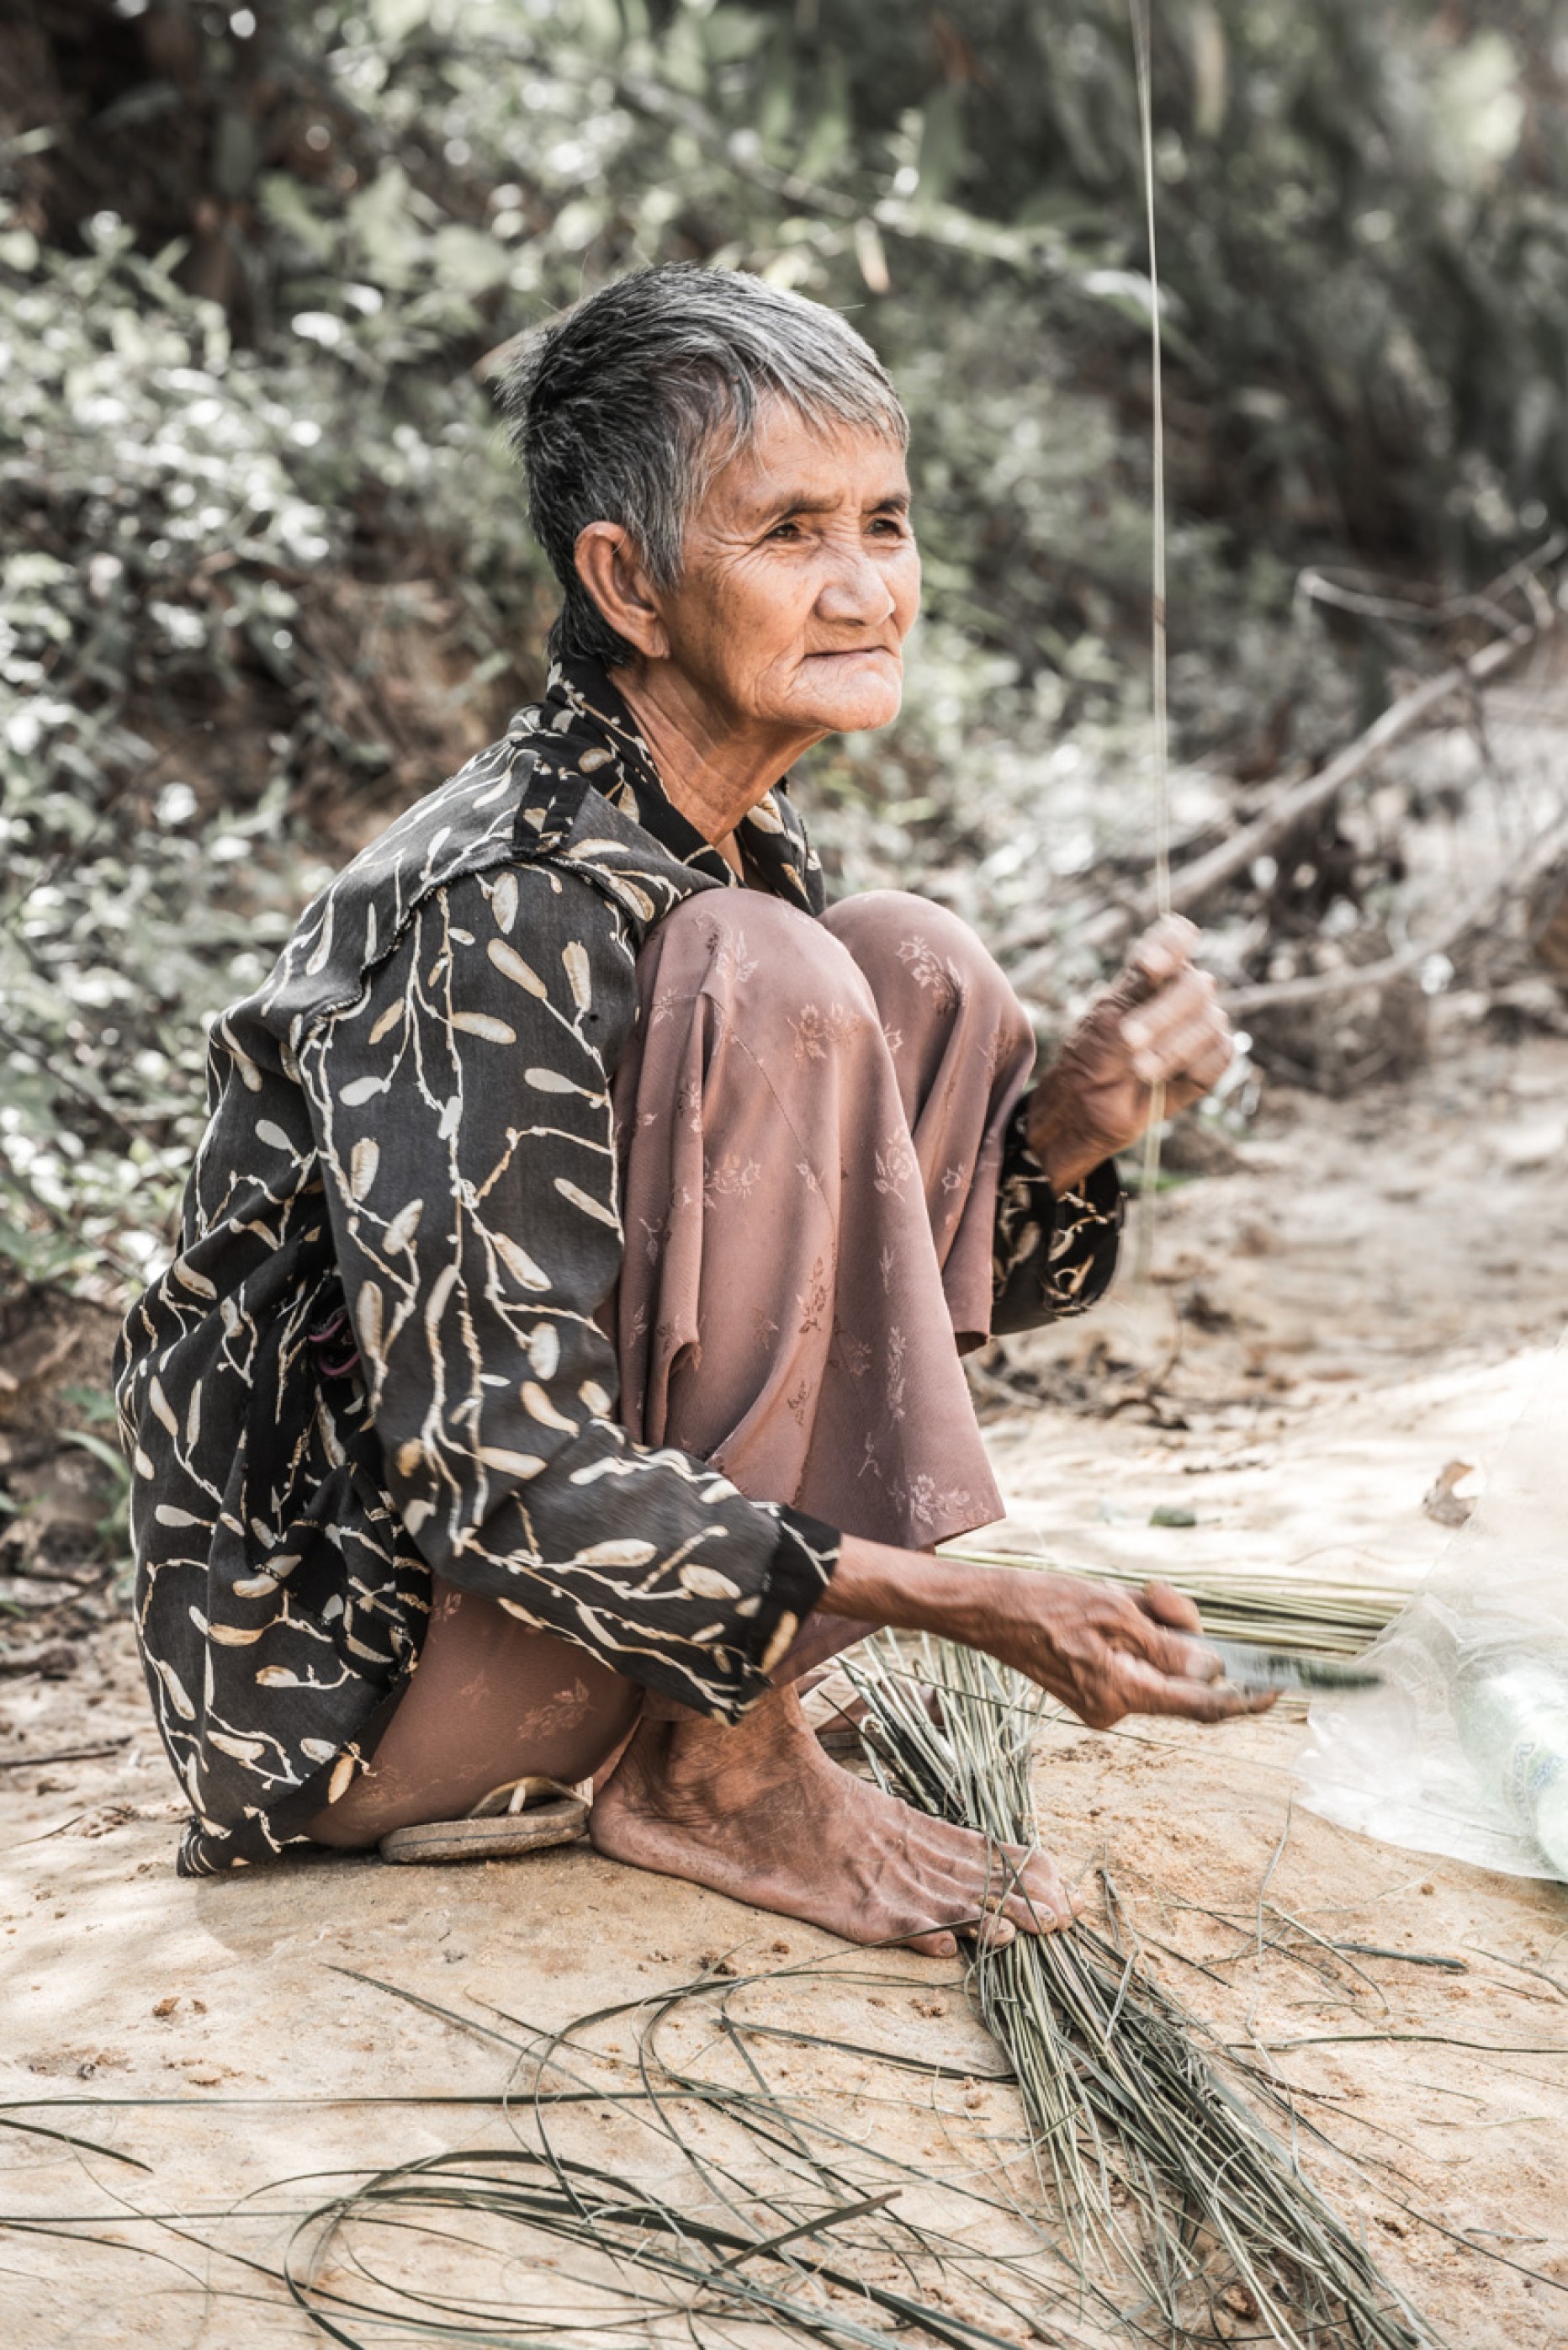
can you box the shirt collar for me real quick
[513,656,819,915]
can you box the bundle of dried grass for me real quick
[943,1552,1403,1658]
[846,1637,1431,2349]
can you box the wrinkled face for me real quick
[653,401,921,742]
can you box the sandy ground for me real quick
[3,1019,1568,2347]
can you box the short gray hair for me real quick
[498,264,908,668]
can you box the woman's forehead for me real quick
[712,407,911,520]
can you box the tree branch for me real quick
[1223,807,1568,1016]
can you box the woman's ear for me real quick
[574,523,669,661]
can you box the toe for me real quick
[966,1912,1016,1949]
[994,1848,1076,1934]
[1003,1885,1071,1935]
[903,1928,961,1958]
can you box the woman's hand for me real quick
[820,1541,1274,1728]
[947,1569,1271,1727]
[1025,915,1232,1194]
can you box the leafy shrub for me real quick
[3,0,1564,1300]
[0,220,544,1287]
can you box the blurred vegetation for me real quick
[3,0,1565,1305]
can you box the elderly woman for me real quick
[116,265,1256,1954]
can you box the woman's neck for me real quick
[614,665,821,851]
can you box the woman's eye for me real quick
[767,520,803,542]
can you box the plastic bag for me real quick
[1296,1338,1568,1881]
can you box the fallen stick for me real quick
[1295,531,1566,636]
[0,1739,129,1772]
[0,1642,78,1680]
[1161,617,1551,927]
[1067,567,1562,959]
[1223,805,1568,1016]
[1012,560,1565,995]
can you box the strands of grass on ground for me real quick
[942,1552,1404,1658]
[845,1637,1433,2350]
[0,1601,1421,2347]
[288,1960,1137,2349]
[0,1950,1178,2348]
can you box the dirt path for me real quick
[3,1021,1566,2346]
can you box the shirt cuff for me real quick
[739,1503,840,1689]
[990,1101,1124,1335]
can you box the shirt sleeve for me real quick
[990,1096,1124,1335]
[294,867,836,1722]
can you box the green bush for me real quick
[2,0,1564,1298]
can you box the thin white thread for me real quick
[1130,0,1170,1290]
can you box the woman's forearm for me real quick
[818,1536,1001,1647]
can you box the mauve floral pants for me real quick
[611,885,1036,1553]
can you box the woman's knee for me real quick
[823,891,1021,1020]
[646,889,877,1032]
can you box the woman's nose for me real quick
[815,543,895,627]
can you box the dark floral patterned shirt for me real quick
[114,660,1120,1875]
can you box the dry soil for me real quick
[3,1019,1567,2347]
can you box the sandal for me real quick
[378,1774,591,1865]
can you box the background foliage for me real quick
[3,0,1566,1301]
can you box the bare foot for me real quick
[589,1686,1074,1958]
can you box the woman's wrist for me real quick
[1022,1082,1104,1195]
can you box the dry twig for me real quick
[1222,805,1568,1016]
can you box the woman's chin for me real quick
[789,663,903,736]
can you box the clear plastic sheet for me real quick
[1296,1338,1568,1881]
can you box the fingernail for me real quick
[1124,1021,1147,1048]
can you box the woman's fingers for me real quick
[1033,918,1232,1175]
[1138,1578,1202,1633]
[1142,1671,1276,1721]
[1104,1652,1276,1721]
[1122,1604,1234,1694]
[1187,1016,1236,1083]
[1126,913,1199,989]
[1122,969,1231,1087]
[1146,1625,1225,1682]
[1100,1581,1214,1676]
[1123,1018,1226,1083]
[1048,1594,1266,1724]
[1157,1008,1232,1085]
[991,1570,1276,1730]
